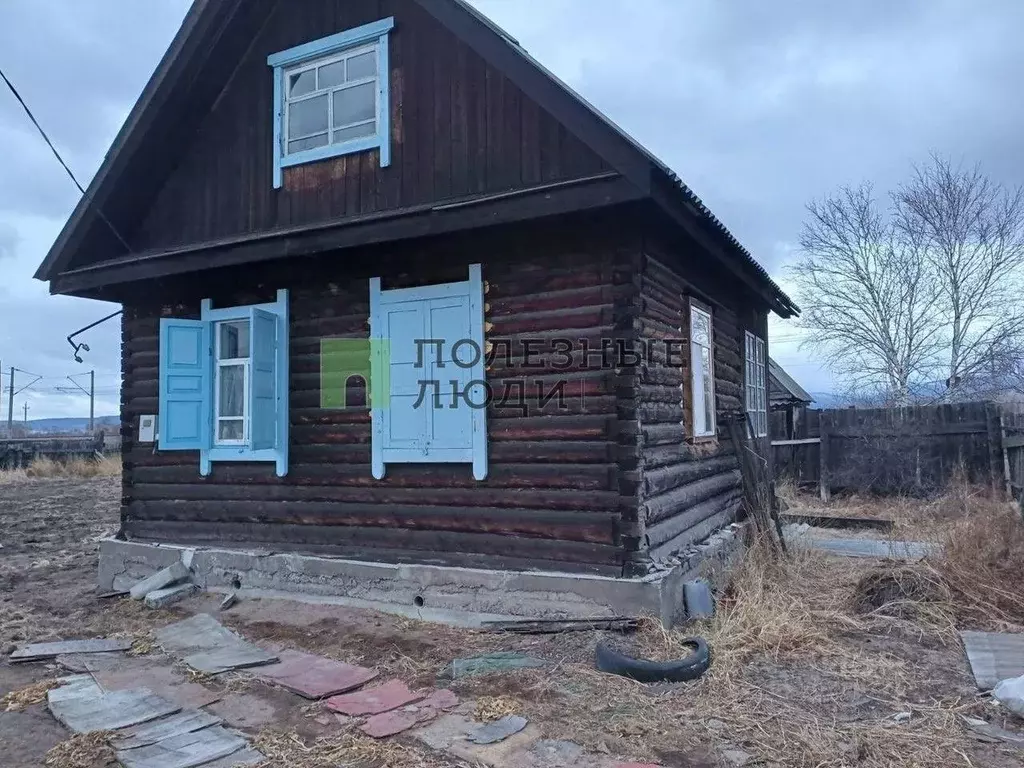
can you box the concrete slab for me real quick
[48,688,181,734]
[255,649,378,699]
[961,631,1024,690]
[116,725,248,768]
[145,583,199,609]
[130,562,190,600]
[784,528,938,560]
[10,638,132,662]
[98,539,716,627]
[325,680,426,716]
[469,715,529,745]
[111,710,223,750]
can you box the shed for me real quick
[768,357,813,440]
[35,0,797,622]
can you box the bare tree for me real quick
[790,183,942,404]
[896,156,1024,398]
[790,157,1024,403]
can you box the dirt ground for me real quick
[1,474,1023,767]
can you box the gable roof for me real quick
[769,357,814,405]
[36,0,798,318]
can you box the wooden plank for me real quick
[11,638,133,663]
[482,617,638,634]
[1004,435,1024,449]
[819,412,831,503]
[770,437,821,447]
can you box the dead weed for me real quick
[27,455,120,479]
[253,729,462,768]
[44,732,115,768]
[1,678,60,711]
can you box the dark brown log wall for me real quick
[119,217,640,575]
[130,0,608,253]
[626,232,771,565]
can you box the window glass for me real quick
[333,82,376,127]
[218,321,250,360]
[288,94,329,139]
[289,69,316,97]
[690,305,714,437]
[218,420,244,442]
[347,51,377,80]
[288,134,329,154]
[218,365,245,417]
[317,60,346,89]
[333,123,376,143]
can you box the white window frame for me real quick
[745,331,767,437]
[282,41,380,159]
[214,320,251,446]
[690,304,716,438]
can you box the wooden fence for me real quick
[0,433,112,470]
[771,401,1024,499]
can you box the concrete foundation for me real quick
[100,529,745,627]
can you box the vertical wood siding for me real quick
[129,0,608,253]
[119,219,637,574]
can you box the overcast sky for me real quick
[2,0,1023,419]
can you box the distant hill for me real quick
[16,416,119,434]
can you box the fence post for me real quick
[985,403,1003,497]
[819,413,831,503]
[999,411,1013,500]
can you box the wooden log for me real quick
[132,462,615,491]
[125,500,619,544]
[646,489,742,551]
[642,470,741,524]
[643,455,739,496]
[648,505,739,562]
[128,482,621,512]
[123,520,624,574]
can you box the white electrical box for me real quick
[139,415,156,443]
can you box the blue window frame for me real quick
[369,264,488,481]
[267,18,393,188]
[158,290,290,477]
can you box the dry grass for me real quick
[0,467,29,484]
[473,695,522,722]
[0,678,60,712]
[25,455,120,479]
[44,732,115,768]
[252,729,463,768]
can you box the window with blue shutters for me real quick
[157,290,289,477]
[369,265,487,481]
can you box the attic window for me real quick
[268,18,393,188]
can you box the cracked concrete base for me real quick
[98,538,739,627]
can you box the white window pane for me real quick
[288,134,328,154]
[333,82,375,127]
[219,365,245,418]
[218,420,244,441]
[289,94,329,138]
[318,60,346,89]
[347,50,377,80]
[691,309,710,346]
[332,122,376,144]
[218,321,250,360]
[289,69,316,97]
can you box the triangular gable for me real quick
[36,0,796,318]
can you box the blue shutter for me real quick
[249,307,278,451]
[379,301,430,457]
[158,319,212,450]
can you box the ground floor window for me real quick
[215,319,251,444]
[746,331,767,437]
[690,303,715,437]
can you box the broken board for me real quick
[111,710,224,750]
[10,638,132,662]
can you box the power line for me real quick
[0,65,132,252]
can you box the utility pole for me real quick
[7,367,13,437]
[23,401,29,423]
[89,369,95,433]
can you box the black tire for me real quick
[594,638,711,683]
